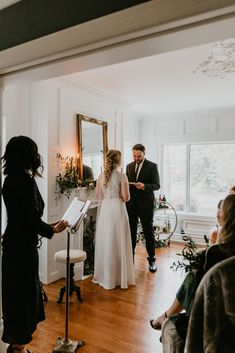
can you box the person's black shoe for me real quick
[149,262,157,272]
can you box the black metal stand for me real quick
[51,229,85,353]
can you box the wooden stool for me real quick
[54,249,87,303]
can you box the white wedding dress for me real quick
[92,170,135,290]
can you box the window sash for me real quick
[161,142,235,216]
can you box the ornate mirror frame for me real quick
[76,114,108,180]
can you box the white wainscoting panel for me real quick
[171,215,214,245]
[216,113,235,137]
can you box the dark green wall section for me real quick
[0,0,150,51]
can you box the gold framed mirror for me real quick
[76,114,108,180]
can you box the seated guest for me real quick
[209,199,223,244]
[185,256,235,353]
[209,185,235,244]
[150,193,235,353]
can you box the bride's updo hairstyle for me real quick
[104,149,121,186]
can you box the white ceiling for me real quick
[65,40,235,116]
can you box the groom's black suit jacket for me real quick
[126,159,160,210]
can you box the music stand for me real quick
[51,199,91,353]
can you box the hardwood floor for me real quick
[27,242,184,353]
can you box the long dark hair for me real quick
[1,136,43,177]
[218,193,235,255]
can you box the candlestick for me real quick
[70,157,73,171]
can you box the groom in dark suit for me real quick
[126,144,160,272]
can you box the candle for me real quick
[76,153,79,177]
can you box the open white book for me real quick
[62,197,92,230]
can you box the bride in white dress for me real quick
[92,149,135,290]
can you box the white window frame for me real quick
[160,141,235,217]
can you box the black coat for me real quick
[126,159,160,210]
[1,172,54,344]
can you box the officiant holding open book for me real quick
[1,136,68,353]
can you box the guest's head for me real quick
[229,185,235,194]
[1,135,43,177]
[132,144,145,164]
[104,149,121,186]
[217,186,235,226]
[218,193,235,248]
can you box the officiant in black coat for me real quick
[1,136,68,352]
[126,144,160,272]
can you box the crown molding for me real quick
[141,104,235,121]
[0,0,235,77]
[57,76,130,108]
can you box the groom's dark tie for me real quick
[135,163,140,181]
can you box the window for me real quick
[163,145,186,212]
[162,143,235,215]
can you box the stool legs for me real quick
[40,280,48,302]
[57,263,83,303]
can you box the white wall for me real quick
[140,106,235,243]
[46,78,141,283]
[122,110,140,170]
[2,82,52,281]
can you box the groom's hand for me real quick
[135,182,145,190]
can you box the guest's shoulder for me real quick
[204,244,229,271]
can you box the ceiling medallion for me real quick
[194,38,235,79]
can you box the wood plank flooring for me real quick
[27,242,184,353]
